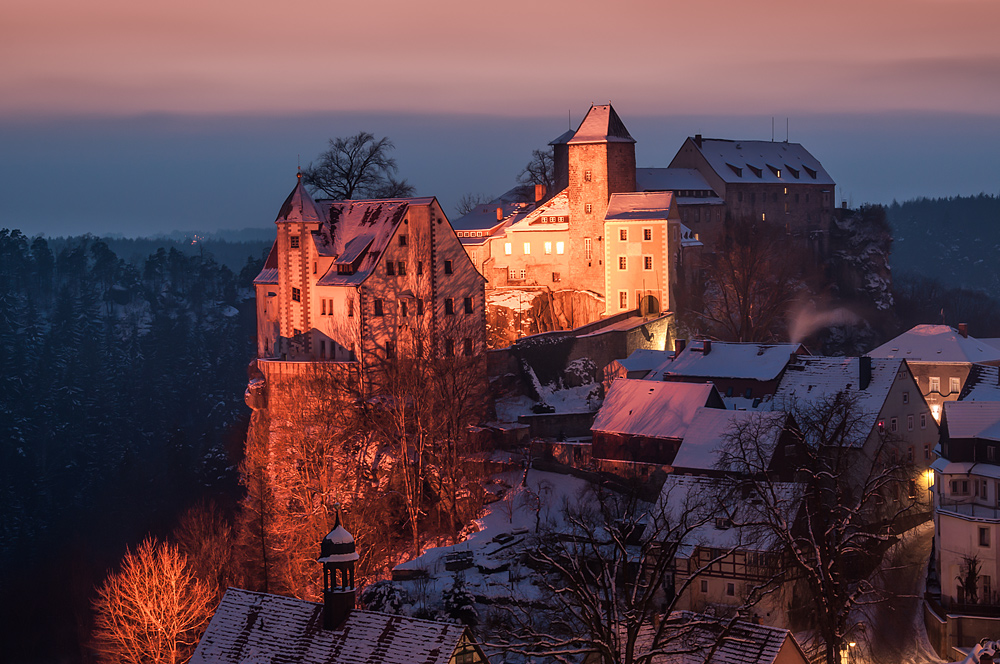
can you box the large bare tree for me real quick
[91,538,213,664]
[302,131,415,200]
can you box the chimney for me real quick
[859,356,872,391]
[534,184,547,203]
[694,134,703,148]
[496,207,503,222]
[702,340,712,355]
[959,322,969,338]
[318,509,359,630]
[842,200,848,210]
[674,339,687,355]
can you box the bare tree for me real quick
[497,477,765,664]
[455,193,495,217]
[517,148,555,193]
[173,499,234,602]
[91,538,213,664]
[719,392,920,664]
[700,218,807,342]
[302,131,415,200]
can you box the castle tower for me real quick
[565,104,636,295]
[318,509,360,630]
[275,173,323,357]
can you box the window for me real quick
[464,297,473,313]
[313,262,317,274]
[398,234,407,246]
[321,300,326,315]
[417,261,423,275]
[643,228,652,241]
[701,580,708,593]
[319,339,326,358]
[907,414,914,431]
[291,287,301,302]
[619,291,628,309]
[373,299,383,316]
[386,261,395,276]
[890,417,898,433]
[902,391,909,404]
[290,235,300,249]
[990,446,997,462]
[444,260,453,274]
[950,377,961,394]
[552,272,561,282]
[920,413,927,429]
[584,169,592,182]
[643,256,653,270]
[952,479,970,495]
[585,203,593,214]
[556,241,564,254]
[929,376,940,393]
[523,242,530,255]
[726,583,735,597]
[907,446,914,462]
[400,300,408,317]
[385,341,395,359]
[417,299,424,315]
[584,238,592,259]
[445,298,454,315]
[618,256,627,270]
[505,243,512,255]
[544,241,552,254]
[463,338,473,356]
[445,339,455,357]
[620,228,628,241]
[985,575,993,603]
[347,298,354,317]
[397,261,406,276]
[981,527,991,547]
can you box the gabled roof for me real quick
[506,191,571,233]
[451,185,539,232]
[567,104,635,145]
[592,379,723,439]
[605,192,675,221]
[868,324,1000,364]
[684,138,834,186]
[254,241,279,285]
[191,588,468,664]
[772,356,903,443]
[636,168,718,194]
[672,408,788,472]
[961,365,1000,401]
[943,401,1000,442]
[652,341,805,382]
[275,176,323,224]
[548,128,576,146]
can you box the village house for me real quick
[251,175,486,397]
[191,515,490,664]
[869,324,1000,422]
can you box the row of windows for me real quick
[373,297,473,316]
[951,478,1000,505]
[879,413,928,433]
[617,256,655,271]
[736,191,812,204]
[618,228,655,242]
[924,376,961,395]
[386,260,454,276]
[504,241,565,256]
[384,338,475,358]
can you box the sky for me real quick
[2,0,999,236]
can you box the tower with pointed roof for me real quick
[564,104,636,294]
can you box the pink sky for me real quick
[3,0,999,117]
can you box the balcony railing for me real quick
[938,497,1000,522]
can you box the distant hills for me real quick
[888,194,1000,293]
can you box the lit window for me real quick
[523,242,531,255]
[619,291,628,309]
[620,228,628,241]
[505,242,512,255]
[929,377,940,393]
[618,256,627,270]
[291,287,301,302]
[643,256,653,270]
[556,241,564,254]
[950,377,961,394]
[643,228,652,241]
[544,241,552,254]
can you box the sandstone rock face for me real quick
[486,288,605,348]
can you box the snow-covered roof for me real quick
[567,104,635,145]
[619,348,671,374]
[651,341,804,381]
[672,409,788,472]
[944,401,1000,442]
[636,167,717,194]
[592,379,722,439]
[254,241,279,285]
[451,185,539,231]
[275,177,323,224]
[931,457,1000,481]
[633,611,806,664]
[506,191,571,233]
[548,128,575,146]
[772,357,903,443]
[868,324,1000,364]
[192,588,468,664]
[679,224,703,248]
[605,192,675,221]
[687,138,834,187]
[961,365,1000,401]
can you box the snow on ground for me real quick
[495,383,601,421]
[487,289,540,313]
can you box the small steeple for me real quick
[275,174,321,225]
[318,506,359,630]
